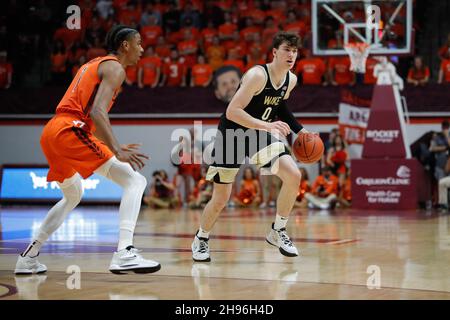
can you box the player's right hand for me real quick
[266,121,290,136]
[116,146,149,171]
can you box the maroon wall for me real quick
[1,84,449,116]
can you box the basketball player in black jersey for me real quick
[192,32,310,261]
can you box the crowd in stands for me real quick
[1,0,450,90]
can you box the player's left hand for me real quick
[121,143,143,152]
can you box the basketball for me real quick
[293,133,324,164]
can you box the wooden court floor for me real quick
[0,205,449,300]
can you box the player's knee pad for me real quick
[58,174,83,205]
[132,172,147,192]
[97,156,146,189]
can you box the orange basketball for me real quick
[292,133,324,164]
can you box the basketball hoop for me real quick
[344,42,371,73]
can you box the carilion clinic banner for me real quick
[0,166,122,203]
[351,159,429,209]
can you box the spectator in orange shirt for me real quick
[218,12,237,42]
[407,56,430,86]
[248,33,266,55]
[50,40,68,84]
[265,2,286,21]
[241,0,266,25]
[201,20,218,51]
[190,55,213,87]
[118,1,141,26]
[223,49,245,74]
[304,167,339,210]
[438,52,450,84]
[262,16,280,51]
[53,22,82,50]
[86,37,107,61]
[138,47,161,89]
[246,39,266,71]
[0,51,13,89]
[295,50,327,85]
[177,30,199,71]
[294,168,310,208]
[283,10,306,37]
[364,57,379,85]
[141,16,163,48]
[165,26,183,46]
[329,56,355,86]
[179,20,200,40]
[206,36,226,71]
[223,31,248,60]
[438,33,450,61]
[155,36,171,59]
[125,65,138,86]
[161,49,187,87]
[240,17,261,43]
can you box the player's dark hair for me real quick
[332,135,346,150]
[152,170,161,177]
[212,65,242,89]
[105,24,138,54]
[272,31,301,49]
[442,120,449,130]
[243,167,256,180]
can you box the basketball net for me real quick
[344,42,371,74]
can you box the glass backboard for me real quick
[312,0,413,56]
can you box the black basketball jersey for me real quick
[218,64,290,131]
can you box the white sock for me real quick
[22,240,42,258]
[118,229,134,251]
[274,214,288,230]
[197,227,210,239]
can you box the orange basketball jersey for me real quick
[56,55,120,131]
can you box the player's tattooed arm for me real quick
[225,66,290,136]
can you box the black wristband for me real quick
[277,100,303,134]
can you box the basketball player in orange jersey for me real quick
[15,25,161,275]
[192,32,312,261]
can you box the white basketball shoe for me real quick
[266,223,299,257]
[191,235,211,262]
[14,255,47,275]
[109,246,161,274]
